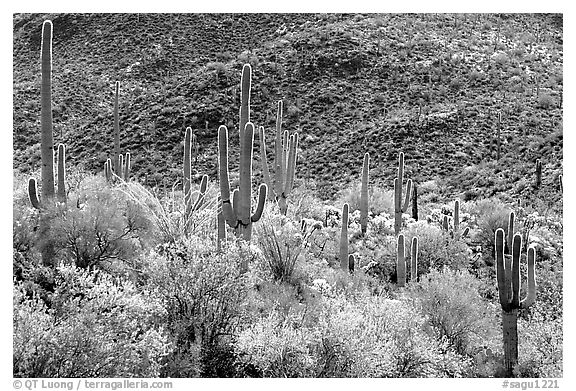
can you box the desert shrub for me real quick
[254,209,314,283]
[48,176,155,271]
[466,198,511,261]
[13,265,170,377]
[235,313,317,377]
[516,305,563,377]
[403,221,472,274]
[406,268,500,356]
[236,292,474,378]
[142,236,254,377]
[536,93,555,109]
[338,184,395,217]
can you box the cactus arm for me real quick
[251,184,267,222]
[232,189,240,217]
[281,130,289,183]
[258,126,275,201]
[40,20,55,200]
[511,234,522,308]
[114,81,121,174]
[442,215,449,232]
[57,144,66,203]
[402,179,412,212]
[184,127,192,211]
[238,123,255,226]
[507,211,515,253]
[360,152,369,234]
[274,101,284,197]
[105,158,112,182]
[240,64,251,140]
[411,236,418,281]
[217,195,226,252]
[454,200,460,236]
[218,125,238,227]
[284,133,297,195]
[394,178,400,234]
[521,246,537,308]
[28,178,41,209]
[123,152,131,182]
[495,228,511,311]
[397,234,406,287]
[340,203,349,269]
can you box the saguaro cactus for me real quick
[394,152,412,235]
[410,236,418,281]
[411,182,418,221]
[40,20,55,201]
[258,101,298,215]
[360,152,370,234]
[219,124,266,241]
[453,200,470,240]
[396,234,406,287]
[495,229,537,376]
[183,127,208,233]
[56,143,66,203]
[339,203,350,269]
[114,81,121,173]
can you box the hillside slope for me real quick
[13,13,563,203]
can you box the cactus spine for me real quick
[258,101,298,215]
[339,203,350,269]
[495,229,537,376]
[218,64,267,241]
[40,20,55,201]
[360,152,370,234]
[396,234,406,286]
[394,152,412,235]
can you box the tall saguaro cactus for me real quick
[40,20,55,201]
[339,203,350,269]
[218,64,267,241]
[394,152,412,235]
[495,229,537,376]
[535,159,542,189]
[396,234,406,286]
[258,101,299,215]
[114,81,121,174]
[360,152,370,234]
[410,236,418,281]
[57,143,66,203]
[453,200,470,240]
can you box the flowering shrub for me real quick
[142,236,254,377]
[406,268,500,356]
[13,265,170,377]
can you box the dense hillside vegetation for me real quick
[13,13,562,379]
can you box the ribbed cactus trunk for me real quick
[394,152,412,236]
[360,152,369,235]
[114,81,121,174]
[218,64,267,242]
[184,127,193,220]
[411,182,418,221]
[410,236,418,281]
[258,100,298,215]
[40,20,55,201]
[535,159,542,189]
[339,203,349,269]
[495,228,537,377]
[57,144,66,203]
[397,234,406,287]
